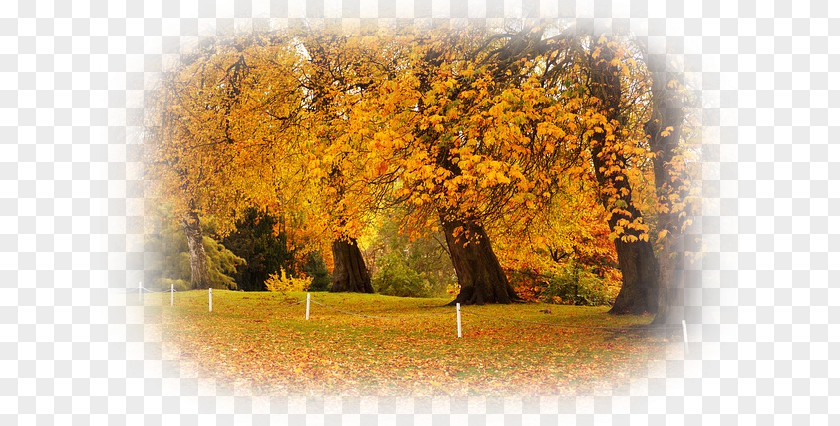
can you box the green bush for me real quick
[540,265,616,306]
[363,208,456,298]
[218,208,296,292]
[372,252,432,298]
[302,251,332,292]
[203,236,245,290]
[160,278,190,292]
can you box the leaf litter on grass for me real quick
[155,290,672,396]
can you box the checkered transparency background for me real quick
[0,0,835,423]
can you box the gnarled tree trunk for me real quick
[441,218,520,305]
[181,209,211,289]
[329,238,373,293]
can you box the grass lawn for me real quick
[150,290,672,396]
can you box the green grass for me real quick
[150,290,671,396]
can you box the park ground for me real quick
[148,290,677,396]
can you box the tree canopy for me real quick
[146,21,696,313]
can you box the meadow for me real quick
[151,290,672,396]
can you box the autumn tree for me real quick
[493,171,621,305]
[358,25,604,304]
[144,204,244,291]
[146,24,694,314]
[146,34,308,289]
[567,34,661,314]
[294,27,396,293]
[549,30,694,315]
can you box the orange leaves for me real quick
[161,290,666,395]
[149,25,695,294]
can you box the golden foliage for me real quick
[146,23,697,288]
[264,269,312,293]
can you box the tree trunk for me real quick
[441,218,520,305]
[181,210,211,289]
[643,51,687,325]
[586,36,661,314]
[609,237,660,314]
[650,233,685,329]
[329,238,373,293]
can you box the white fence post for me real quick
[138,281,142,303]
[170,283,174,306]
[456,303,462,338]
[305,293,310,320]
[682,319,688,354]
[209,288,213,312]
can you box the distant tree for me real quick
[218,208,296,292]
[145,33,307,290]
[145,205,244,290]
[362,208,456,298]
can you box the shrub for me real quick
[372,252,431,298]
[301,251,331,291]
[160,278,190,292]
[509,264,620,306]
[264,269,312,293]
[539,265,619,306]
[445,282,461,298]
[203,236,245,290]
[507,268,545,303]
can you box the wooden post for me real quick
[456,303,462,338]
[170,283,174,306]
[305,293,310,320]
[209,288,213,312]
[682,319,688,354]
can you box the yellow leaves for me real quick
[525,199,536,210]
[150,25,694,280]
[660,126,674,137]
[567,166,586,176]
[480,171,511,188]
[428,114,444,129]
[308,157,321,170]
[543,139,556,154]
[265,269,312,292]
[620,234,637,243]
